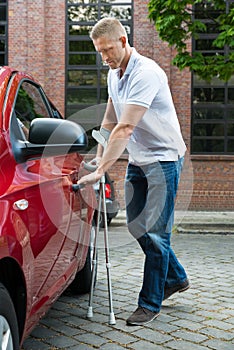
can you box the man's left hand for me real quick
[77,170,102,187]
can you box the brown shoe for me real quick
[126,306,159,326]
[163,279,190,301]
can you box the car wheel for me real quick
[69,224,97,294]
[0,283,20,350]
[99,212,105,228]
[94,211,106,228]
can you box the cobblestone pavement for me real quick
[22,217,234,350]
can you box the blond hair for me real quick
[90,17,127,42]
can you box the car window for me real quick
[14,81,51,133]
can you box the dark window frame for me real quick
[65,1,134,121]
[191,0,234,155]
[0,1,8,65]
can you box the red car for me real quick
[0,66,96,349]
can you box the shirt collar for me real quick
[124,48,138,76]
[113,47,138,78]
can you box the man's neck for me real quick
[120,46,133,78]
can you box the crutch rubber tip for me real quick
[87,306,93,319]
[109,312,116,325]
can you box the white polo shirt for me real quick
[107,48,186,165]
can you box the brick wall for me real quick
[8,0,65,114]
[109,0,234,211]
[7,0,234,211]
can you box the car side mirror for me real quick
[13,118,88,163]
[29,118,87,146]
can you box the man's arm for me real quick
[96,97,117,158]
[78,103,147,186]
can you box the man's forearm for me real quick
[96,137,128,177]
[96,123,132,177]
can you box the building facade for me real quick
[3,0,234,211]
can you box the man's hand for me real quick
[77,169,103,187]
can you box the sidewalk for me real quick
[22,212,234,350]
[114,210,234,234]
[175,211,234,234]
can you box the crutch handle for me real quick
[83,162,97,172]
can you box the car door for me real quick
[3,74,93,315]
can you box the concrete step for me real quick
[175,211,234,234]
[113,210,234,234]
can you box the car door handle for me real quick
[71,184,84,192]
[13,199,29,210]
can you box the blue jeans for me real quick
[125,158,188,313]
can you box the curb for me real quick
[113,210,234,234]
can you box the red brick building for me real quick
[4,0,234,211]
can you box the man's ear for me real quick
[120,36,127,47]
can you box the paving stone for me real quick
[165,339,211,350]
[203,339,234,350]
[21,231,234,350]
[130,340,167,349]
[100,343,129,349]
[68,345,94,349]
[170,319,203,331]
[30,325,58,339]
[200,327,234,341]
[170,329,208,343]
[132,327,173,344]
[22,338,50,350]
[45,335,79,348]
[74,333,108,347]
[104,330,138,345]
[202,319,234,330]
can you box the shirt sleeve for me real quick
[126,69,164,109]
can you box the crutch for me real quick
[73,129,116,325]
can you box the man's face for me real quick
[93,36,126,70]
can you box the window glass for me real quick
[228,89,234,104]
[69,40,94,52]
[68,70,97,86]
[227,123,234,136]
[100,87,108,102]
[15,82,51,131]
[0,54,4,64]
[69,53,96,65]
[193,123,224,137]
[100,69,108,86]
[194,108,224,120]
[0,6,6,21]
[227,110,234,120]
[69,25,93,36]
[0,39,5,51]
[68,5,98,22]
[193,88,225,103]
[195,38,221,51]
[67,0,98,4]
[0,2,7,65]
[101,5,132,20]
[192,1,234,154]
[67,88,97,105]
[0,25,5,35]
[194,2,222,19]
[192,139,224,153]
[227,139,234,152]
[66,0,133,129]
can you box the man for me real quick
[77,17,190,326]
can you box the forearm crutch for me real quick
[73,129,116,325]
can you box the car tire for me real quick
[69,225,97,294]
[0,283,20,350]
[99,212,105,228]
[94,211,106,228]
